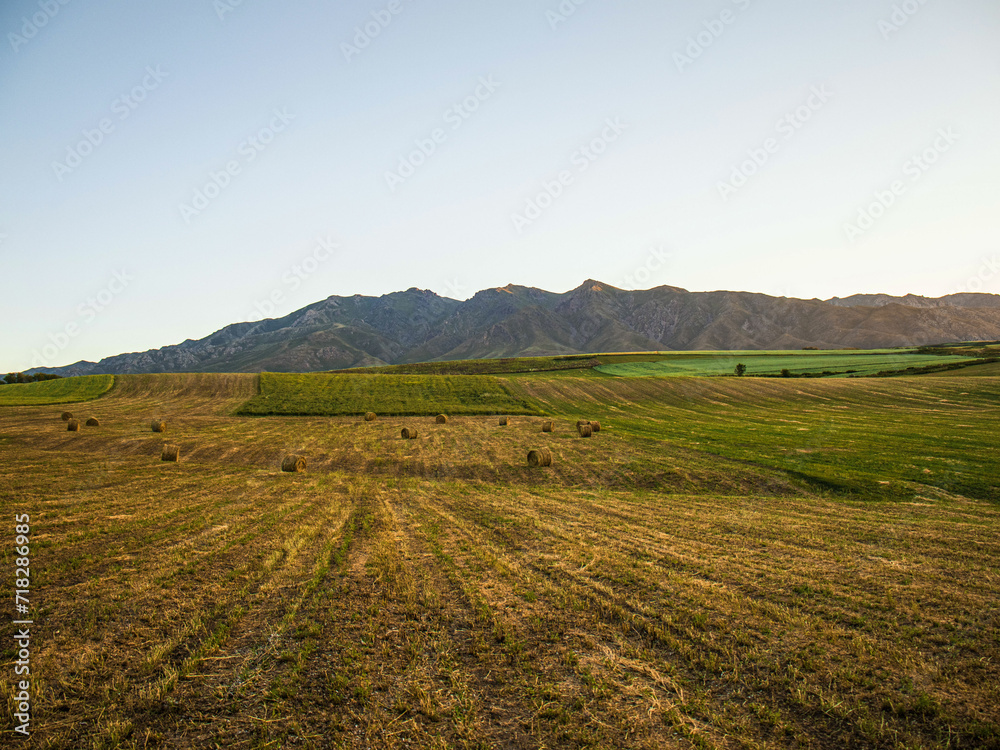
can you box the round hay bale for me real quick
[61,411,73,421]
[541,421,553,433]
[151,420,166,433]
[401,427,418,440]
[161,444,181,463]
[86,417,100,427]
[498,416,508,426]
[281,455,306,472]
[436,414,448,424]
[589,421,601,433]
[576,420,590,428]
[364,412,377,422]
[527,448,552,467]
[67,419,80,432]
[578,424,593,438]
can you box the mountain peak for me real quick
[573,279,616,293]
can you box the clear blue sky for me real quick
[1,0,998,371]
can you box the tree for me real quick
[734,363,747,377]
[781,368,791,378]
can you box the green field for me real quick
[0,374,114,405]
[329,346,996,380]
[237,372,544,416]
[510,374,1000,503]
[594,352,982,378]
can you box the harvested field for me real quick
[0,372,998,749]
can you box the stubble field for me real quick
[1,371,998,749]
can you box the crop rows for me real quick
[1,373,998,748]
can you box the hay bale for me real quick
[67,419,80,432]
[578,424,593,438]
[576,420,590,428]
[401,427,418,440]
[589,421,601,433]
[364,412,377,422]
[541,420,553,433]
[151,420,166,433]
[527,448,552,467]
[281,455,306,472]
[61,411,73,421]
[85,417,100,427]
[498,416,508,426]
[161,444,181,462]
[436,414,448,424]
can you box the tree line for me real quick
[0,373,63,385]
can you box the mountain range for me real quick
[30,281,1000,375]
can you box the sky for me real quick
[1,0,998,372]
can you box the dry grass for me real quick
[0,372,998,749]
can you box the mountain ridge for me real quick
[26,282,1000,376]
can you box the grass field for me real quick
[932,361,1000,377]
[510,374,1000,503]
[593,352,982,378]
[237,373,544,416]
[329,347,995,380]
[0,375,114,406]
[1,371,998,749]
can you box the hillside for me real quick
[29,281,1000,375]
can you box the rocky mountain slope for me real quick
[31,281,1000,375]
